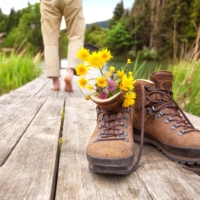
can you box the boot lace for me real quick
[94,107,132,142]
[145,86,199,135]
[144,85,200,174]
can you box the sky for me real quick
[0,0,134,28]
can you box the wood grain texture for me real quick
[0,96,46,166]
[0,97,64,200]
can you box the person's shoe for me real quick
[86,92,136,175]
[132,70,200,165]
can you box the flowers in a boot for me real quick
[75,48,136,107]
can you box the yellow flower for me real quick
[76,63,89,76]
[109,66,115,73]
[77,47,90,62]
[78,77,88,88]
[117,70,124,78]
[119,83,128,91]
[100,48,113,62]
[96,76,108,88]
[127,59,132,64]
[121,75,135,90]
[128,71,132,76]
[85,95,90,100]
[105,71,112,77]
[88,85,94,90]
[88,52,105,68]
[122,92,136,107]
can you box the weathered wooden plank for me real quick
[136,145,200,199]
[0,96,46,166]
[185,112,200,129]
[0,97,63,200]
[56,96,200,200]
[7,73,49,98]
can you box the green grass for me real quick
[0,51,42,95]
[169,61,200,117]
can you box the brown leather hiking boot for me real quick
[133,71,200,165]
[86,92,138,175]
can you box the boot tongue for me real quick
[150,70,179,116]
[150,70,173,90]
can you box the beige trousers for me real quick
[40,0,85,77]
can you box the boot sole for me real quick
[134,128,200,165]
[86,153,135,175]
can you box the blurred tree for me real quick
[109,0,124,28]
[0,9,8,32]
[6,8,22,33]
[106,19,134,55]
[2,3,42,54]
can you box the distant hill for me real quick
[86,20,110,29]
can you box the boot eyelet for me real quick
[165,119,170,124]
[120,136,129,142]
[99,115,103,122]
[146,107,152,115]
[157,110,165,118]
[151,106,156,111]
[98,131,105,136]
[123,113,129,121]
[126,107,131,112]
[120,122,127,128]
[123,132,128,136]
[124,138,129,142]
[177,130,185,136]
[94,137,101,143]
[120,122,124,126]
[171,124,178,130]
[165,117,172,124]
[98,123,105,129]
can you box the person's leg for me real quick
[40,0,62,90]
[62,0,85,91]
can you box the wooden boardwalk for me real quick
[0,69,200,200]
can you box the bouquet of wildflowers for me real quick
[75,48,136,108]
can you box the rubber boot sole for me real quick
[86,153,135,175]
[134,128,200,165]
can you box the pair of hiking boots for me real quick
[86,70,200,175]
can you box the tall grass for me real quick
[129,53,200,117]
[0,51,42,95]
[169,61,200,116]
